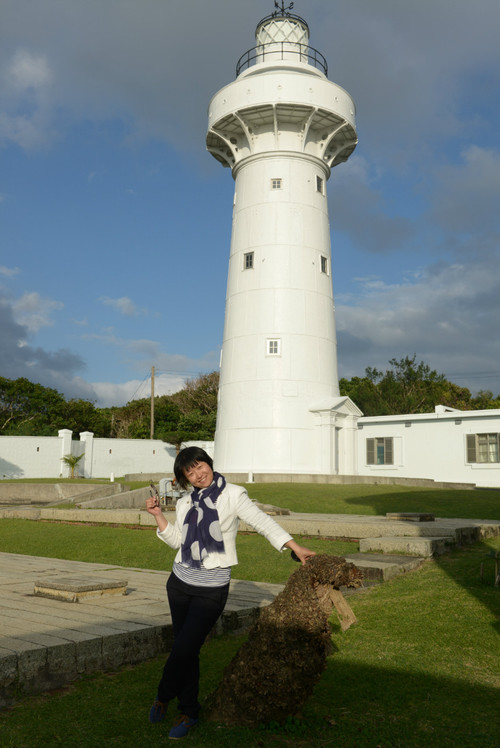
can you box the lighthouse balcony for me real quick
[236,41,328,77]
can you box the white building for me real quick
[207,7,357,475]
[356,405,500,489]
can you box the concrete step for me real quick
[343,552,426,582]
[273,514,481,541]
[359,535,454,557]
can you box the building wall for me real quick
[355,408,500,488]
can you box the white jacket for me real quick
[157,481,293,569]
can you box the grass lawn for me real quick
[0,519,356,584]
[241,482,500,521]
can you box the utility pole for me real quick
[150,366,155,439]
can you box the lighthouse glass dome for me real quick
[237,12,327,76]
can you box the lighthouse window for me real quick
[244,252,254,269]
[271,178,282,190]
[316,176,324,194]
[320,255,328,274]
[267,339,281,356]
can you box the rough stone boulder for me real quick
[205,554,363,727]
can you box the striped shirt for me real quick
[172,561,231,588]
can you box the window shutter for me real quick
[385,438,393,465]
[366,439,375,464]
[466,434,476,463]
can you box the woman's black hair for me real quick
[174,447,214,489]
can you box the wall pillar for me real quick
[79,432,94,479]
[58,429,73,478]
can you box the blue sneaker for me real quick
[168,714,198,739]
[149,699,168,723]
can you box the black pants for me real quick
[157,572,229,718]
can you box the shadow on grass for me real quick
[343,486,500,521]
[299,658,500,748]
[1,655,498,747]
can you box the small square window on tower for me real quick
[244,251,254,269]
[271,178,282,190]
[316,175,324,194]
[320,255,328,274]
[267,339,281,356]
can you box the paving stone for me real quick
[34,575,128,602]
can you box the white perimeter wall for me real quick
[0,430,213,480]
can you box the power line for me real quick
[445,371,500,380]
[128,373,151,402]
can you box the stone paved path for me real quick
[0,552,282,707]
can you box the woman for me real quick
[145,446,315,739]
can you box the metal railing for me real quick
[236,41,328,76]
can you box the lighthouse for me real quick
[207,3,359,476]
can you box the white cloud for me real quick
[430,146,500,234]
[7,48,51,90]
[99,296,147,317]
[90,372,186,408]
[337,252,500,393]
[0,265,20,277]
[0,294,87,392]
[11,291,63,333]
[0,49,55,148]
[330,156,414,254]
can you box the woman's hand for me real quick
[146,496,169,532]
[146,496,162,516]
[284,539,316,565]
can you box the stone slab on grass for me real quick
[34,576,128,602]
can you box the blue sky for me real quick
[1,0,499,407]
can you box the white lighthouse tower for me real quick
[207,3,359,476]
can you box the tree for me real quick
[339,356,486,416]
[0,377,113,436]
[470,390,500,410]
[170,371,219,416]
[61,453,85,478]
[0,377,66,435]
[62,399,113,437]
[106,372,219,444]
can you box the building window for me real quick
[466,433,500,463]
[267,339,281,356]
[271,178,282,190]
[316,175,324,194]
[244,251,254,269]
[366,437,393,465]
[320,255,328,274]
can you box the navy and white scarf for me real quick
[180,472,226,568]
